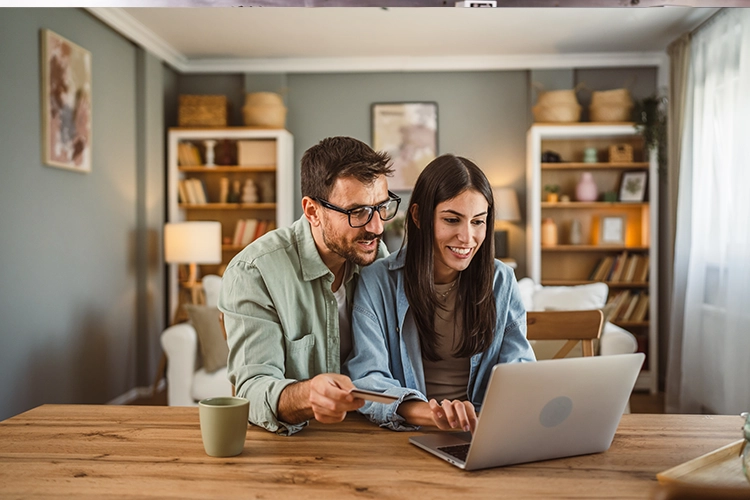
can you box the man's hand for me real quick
[308,373,365,423]
[278,373,364,425]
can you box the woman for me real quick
[344,154,535,432]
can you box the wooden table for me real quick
[0,405,743,498]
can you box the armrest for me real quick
[161,323,199,406]
[600,322,638,356]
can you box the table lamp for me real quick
[492,187,521,259]
[164,221,222,300]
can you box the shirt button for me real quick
[396,327,400,333]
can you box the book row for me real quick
[177,178,208,205]
[231,219,276,247]
[589,252,649,283]
[607,290,649,323]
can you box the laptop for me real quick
[409,352,645,471]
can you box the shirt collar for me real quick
[294,215,363,284]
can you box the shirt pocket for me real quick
[284,333,316,381]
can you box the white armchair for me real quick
[517,278,638,359]
[161,275,233,406]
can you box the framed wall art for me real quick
[371,102,437,191]
[618,171,648,202]
[599,215,626,245]
[41,29,92,173]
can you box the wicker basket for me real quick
[242,92,287,129]
[609,144,634,163]
[532,87,582,123]
[589,88,633,123]
[178,95,227,127]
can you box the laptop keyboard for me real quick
[437,443,470,462]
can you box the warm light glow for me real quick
[492,187,521,222]
[164,221,222,264]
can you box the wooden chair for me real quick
[526,310,604,358]
[218,312,236,397]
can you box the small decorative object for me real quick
[541,150,561,163]
[589,88,633,123]
[742,411,749,482]
[216,139,235,166]
[603,191,618,202]
[576,172,598,202]
[599,215,625,245]
[204,140,217,166]
[544,184,560,203]
[243,92,287,129]
[619,171,648,202]
[372,102,438,191]
[569,219,583,245]
[609,144,634,163]
[258,175,276,203]
[218,177,229,204]
[228,180,241,203]
[41,29,92,173]
[541,218,558,247]
[531,83,583,123]
[178,95,227,127]
[560,194,571,203]
[583,148,598,163]
[241,179,258,203]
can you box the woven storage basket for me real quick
[178,95,227,127]
[532,87,582,123]
[243,92,287,129]
[609,144,634,163]
[589,88,633,123]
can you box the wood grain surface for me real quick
[0,405,743,499]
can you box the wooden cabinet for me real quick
[167,127,294,319]
[526,123,658,393]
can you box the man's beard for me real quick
[320,219,382,267]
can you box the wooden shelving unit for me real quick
[167,127,294,320]
[527,123,658,393]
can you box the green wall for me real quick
[0,8,166,421]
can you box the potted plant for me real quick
[544,184,560,203]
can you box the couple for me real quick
[218,136,535,436]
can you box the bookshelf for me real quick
[526,123,658,393]
[167,127,294,320]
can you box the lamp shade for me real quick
[164,221,222,264]
[493,187,521,222]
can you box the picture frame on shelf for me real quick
[371,102,437,191]
[618,171,648,202]
[600,215,626,245]
[41,29,92,174]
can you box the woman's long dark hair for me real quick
[403,154,496,362]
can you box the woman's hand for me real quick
[428,399,477,433]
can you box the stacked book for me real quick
[588,252,650,283]
[177,142,202,166]
[231,219,276,247]
[606,290,650,323]
[177,178,208,204]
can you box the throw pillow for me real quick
[532,282,608,311]
[184,304,228,373]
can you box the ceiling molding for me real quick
[86,8,188,71]
[89,7,666,74]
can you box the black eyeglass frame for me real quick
[314,190,402,228]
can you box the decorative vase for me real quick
[583,147,598,163]
[576,172,598,202]
[541,218,558,247]
[569,219,582,245]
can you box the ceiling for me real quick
[88,6,718,72]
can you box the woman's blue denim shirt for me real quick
[343,250,536,431]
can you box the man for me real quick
[218,136,398,435]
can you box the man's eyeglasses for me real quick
[314,191,401,228]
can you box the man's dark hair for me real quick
[404,154,496,362]
[301,137,393,200]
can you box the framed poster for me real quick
[372,102,437,191]
[618,171,647,202]
[600,215,625,245]
[41,29,92,173]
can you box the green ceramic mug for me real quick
[199,396,249,457]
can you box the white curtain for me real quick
[667,8,750,415]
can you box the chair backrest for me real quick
[526,310,604,358]
[218,312,236,397]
